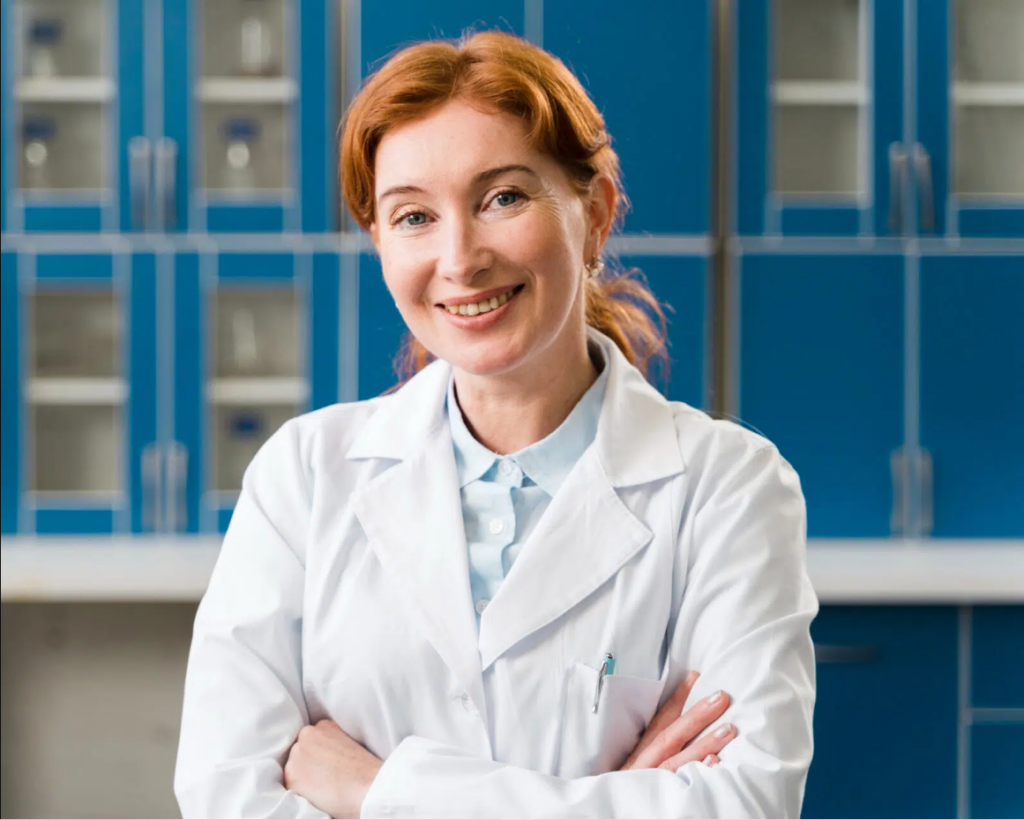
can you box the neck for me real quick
[452,332,599,455]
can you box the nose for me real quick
[436,214,491,284]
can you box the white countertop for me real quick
[2,537,1023,603]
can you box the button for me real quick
[476,598,490,614]
[488,518,505,535]
[498,459,514,476]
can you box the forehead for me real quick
[373,99,547,189]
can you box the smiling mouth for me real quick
[438,284,524,316]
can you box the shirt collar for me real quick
[447,341,609,496]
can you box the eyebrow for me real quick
[376,164,540,204]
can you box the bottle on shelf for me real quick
[26,17,62,78]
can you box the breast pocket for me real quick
[557,661,666,779]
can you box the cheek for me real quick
[380,249,431,310]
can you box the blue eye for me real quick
[403,212,427,226]
[494,191,519,207]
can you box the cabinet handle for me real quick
[166,441,188,532]
[155,137,178,231]
[888,142,908,235]
[814,644,879,664]
[128,136,151,231]
[890,446,908,535]
[918,447,934,536]
[141,442,163,531]
[914,143,935,234]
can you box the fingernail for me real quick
[703,755,715,766]
[713,723,733,738]
[706,690,723,705]
[686,671,700,683]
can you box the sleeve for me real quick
[359,444,818,820]
[174,420,331,819]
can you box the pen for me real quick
[592,652,616,713]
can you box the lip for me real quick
[437,284,523,329]
[436,284,521,308]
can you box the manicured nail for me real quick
[686,671,700,684]
[706,690,723,705]
[713,723,733,738]
[703,754,715,766]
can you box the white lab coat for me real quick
[174,329,818,819]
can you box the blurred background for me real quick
[0,0,1021,817]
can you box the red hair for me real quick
[340,30,668,382]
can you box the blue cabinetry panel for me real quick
[172,250,202,533]
[1,251,19,533]
[972,607,1024,709]
[128,252,158,533]
[920,255,1024,538]
[311,252,340,410]
[357,253,406,401]
[545,1,711,235]
[804,606,959,819]
[739,253,905,537]
[971,723,1024,819]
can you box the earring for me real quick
[586,257,604,277]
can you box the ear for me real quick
[584,175,617,260]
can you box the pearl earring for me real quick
[586,257,604,277]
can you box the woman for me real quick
[175,31,817,819]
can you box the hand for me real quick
[620,672,736,771]
[284,719,383,819]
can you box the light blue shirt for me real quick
[446,345,609,629]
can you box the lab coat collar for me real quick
[346,329,685,691]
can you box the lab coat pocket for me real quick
[558,661,666,779]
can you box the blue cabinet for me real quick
[972,607,1024,710]
[738,252,905,537]
[1,0,338,234]
[735,0,1023,239]
[804,606,959,819]
[971,723,1024,818]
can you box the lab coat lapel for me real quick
[478,333,686,671]
[349,366,487,717]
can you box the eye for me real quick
[493,191,521,208]
[403,212,428,226]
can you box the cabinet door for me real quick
[357,253,406,401]
[173,248,334,533]
[5,0,145,232]
[971,606,1024,710]
[738,253,905,537]
[161,0,337,233]
[920,255,1024,537]
[971,723,1024,818]
[21,250,156,534]
[544,1,712,235]
[736,0,905,236]
[804,606,959,819]
[916,0,1024,237]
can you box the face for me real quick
[371,99,612,380]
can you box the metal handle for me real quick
[888,142,907,235]
[919,447,934,536]
[890,446,908,535]
[155,136,178,231]
[914,143,935,234]
[814,644,879,664]
[165,441,188,532]
[141,442,163,531]
[128,136,151,231]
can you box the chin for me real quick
[440,338,530,378]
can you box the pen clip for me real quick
[592,652,616,714]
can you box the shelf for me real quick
[773,81,867,106]
[196,77,297,104]
[207,377,308,405]
[15,77,115,104]
[2,538,1022,603]
[27,377,128,405]
[953,82,1024,106]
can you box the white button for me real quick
[498,459,514,476]
[476,599,490,614]
[488,518,505,535]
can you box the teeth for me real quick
[448,287,516,316]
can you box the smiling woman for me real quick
[174,30,818,820]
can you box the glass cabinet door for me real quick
[917,0,1024,237]
[736,0,905,236]
[161,0,335,233]
[5,0,146,232]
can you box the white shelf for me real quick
[207,377,308,405]
[197,77,297,104]
[773,81,867,106]
[2,538,1022,603]
[16,77,115,103]
[28,377,127,405]
[953,82,1024,106]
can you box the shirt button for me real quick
[488,518,505,535]
[476,599,490,614]
[498,459,514,476]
